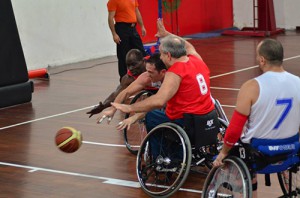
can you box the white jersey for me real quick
[241,71,300,143]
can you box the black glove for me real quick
[87,102,105,118]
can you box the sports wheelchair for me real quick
[202,134,300,198]
[135,100,229,197]
[123,90,228,156]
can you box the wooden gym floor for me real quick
[0,30,300,197]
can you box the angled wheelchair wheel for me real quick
[136,122,192,197]
[214,98,229,123]
[202,156,252,198]
[278,168,300,197]
[123,90,153,155]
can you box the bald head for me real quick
[257,39,284,66]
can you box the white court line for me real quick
[0,161,202,194]
[0,105,94,131]
[210,54,300,79]
[221,104,236,108]
[211,87,240,91]
[83,141,126,147]
[83,141,141,148]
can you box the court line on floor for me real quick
[0,102,235,132]
[210,54,300,79]
[0,105,94,131]
[83,141,126,147]
[0,161,202,194]
[211,87,239,91]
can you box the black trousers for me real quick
[115,23,146,80]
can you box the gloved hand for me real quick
[87,102,105,118]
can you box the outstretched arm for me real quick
[96,73,150,121]
[112,72,181,113]
[116,112,146,131]
[155,19,202,60]
[86,75,134,118]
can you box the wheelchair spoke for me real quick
[137,123,192,197]
[202,156,252,198]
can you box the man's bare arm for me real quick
[112,72,181,113]
[108,11,121,44]
[113,72,151,105]
[86,75,134,117]
[135,8,146,36]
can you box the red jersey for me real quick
[107,0,138,23]
[166,55,214,120]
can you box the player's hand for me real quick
[96,107,116,124]
[116,116,136,131]
[213,151,227,167]
[111,102,132,113]
[141,26,146,37]
[113,33,121,44]
[87,102,105,118]
[155,18,168,38]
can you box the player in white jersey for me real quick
[213,38,300,197]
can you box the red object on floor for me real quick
[28,68,48,79]
[222,0,284,37]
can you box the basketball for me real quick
[55,127,82,153]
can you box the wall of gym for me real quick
[10,0,300,71]
[233,0,300,30]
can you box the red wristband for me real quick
[224,110,248,147]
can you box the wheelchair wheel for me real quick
[123,90,153,155]
[214,98,229,123]
[202,117,228,170]
[137,122,192,197]
[202,156,252,198]
[278,168,300,197]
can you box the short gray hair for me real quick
[160,35,187,58]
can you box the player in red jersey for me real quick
[111,19,219,148]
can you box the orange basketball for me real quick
[55,127,82,153]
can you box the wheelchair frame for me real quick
[136,114,228,197]
[202,141,300,198]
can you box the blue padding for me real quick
[251,133,299,148]
[256,156,300,174]
[258,142,300,156]
[250,134,300,174]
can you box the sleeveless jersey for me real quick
[241,71,300,143]
[166,55,214,120]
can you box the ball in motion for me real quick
[55,127,82,153]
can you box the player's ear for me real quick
[258,55,266,65]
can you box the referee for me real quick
[107,0,147,80]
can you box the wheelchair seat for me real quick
[202,133,300,198]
